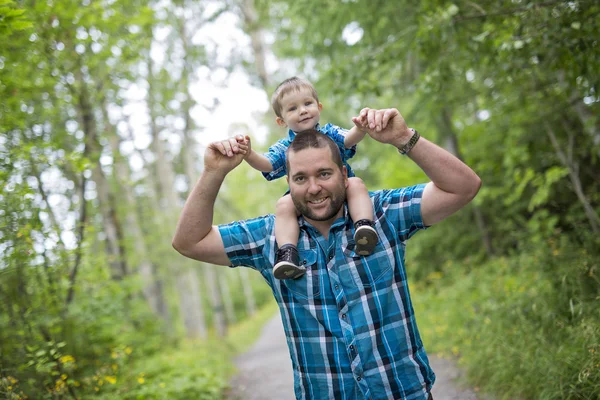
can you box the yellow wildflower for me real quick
[105,376,117,385]
[59,355,75,364]
[137,377,145,384]
[125,347,132,355]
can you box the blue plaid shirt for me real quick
[262,123,357,181]
[219,184,435,400]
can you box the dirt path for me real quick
[228,315,484,400]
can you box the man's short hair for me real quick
[286,129,343,174]
[271,77,319,119]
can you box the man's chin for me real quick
[304,207,339,222]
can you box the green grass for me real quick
[83,300,280,400]
[412,244,600,400]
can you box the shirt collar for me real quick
[287,123,321,141]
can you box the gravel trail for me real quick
[228,315,486,400]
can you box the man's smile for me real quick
[308,197,328,205]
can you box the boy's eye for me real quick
[304,101,312,106]
[289,106,296,111]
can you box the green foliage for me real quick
[412,237,600,399]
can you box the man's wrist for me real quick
[396,128,420,155]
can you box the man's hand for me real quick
[352,108,413,149]
[205,135,249,174]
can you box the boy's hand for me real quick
[351,115,368,133]
[239,135,252,159]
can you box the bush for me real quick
[412,238,600,399]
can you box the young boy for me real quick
[244,77,378,279]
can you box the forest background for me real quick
[1,0,599,399]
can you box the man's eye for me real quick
[320,172,331,178]
[294,176,305,183]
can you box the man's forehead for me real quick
[288,147,334,174]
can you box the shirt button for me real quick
[334,285,339,291]
[357,376,362,382]
[349,345,355,350]
[342,314,346,319]
[328,254,333,260]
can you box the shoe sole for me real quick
[273,262,306,280]
[354,226,378,256]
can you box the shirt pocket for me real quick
[281,249,321,299]
[342,240,395,289]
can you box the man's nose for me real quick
[307,178,321,194]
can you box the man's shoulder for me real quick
[369,184,428,205]
[219,214,275,232]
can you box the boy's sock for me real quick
[274,244,306,280]
[354,219,379,256]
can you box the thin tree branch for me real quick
[454,1,564,22]
[65,173,88,306]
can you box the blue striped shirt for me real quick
[262,123,357,181]
[219,184,435,399]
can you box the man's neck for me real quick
[302,208,344,239]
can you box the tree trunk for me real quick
[439,108,494,256]
[107,129,168,319]
[176,269,207,339]
[219,271,237,325]
[239,0,270,89]
[239,267,257,317]
[544,122,600,234]
[205,266,227,336]
[147,54,207,338]
[76,75,127,279]
[179,18,228,336]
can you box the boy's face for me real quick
[276,88,323,133]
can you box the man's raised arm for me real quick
[172,135,248,265]
[353,108,482,226]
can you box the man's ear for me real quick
[276,117,287,127]
[342,166,349,188]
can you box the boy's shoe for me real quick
[354,219,378,256]
[274,244,306,280]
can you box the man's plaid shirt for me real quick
[219,184,435,399]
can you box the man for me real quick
[172,108,482,400]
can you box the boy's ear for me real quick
[318,102,323,112]
[276,117,287,127]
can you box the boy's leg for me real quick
[347,177,379,256]
[274,194,305,279]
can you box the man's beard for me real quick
[291,182,346,222]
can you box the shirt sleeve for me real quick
[375,184,428,242]
[261,139,290,181]
[321,123,357,162]
[217,215,274,273]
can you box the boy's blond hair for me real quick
[271,77,320,118]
